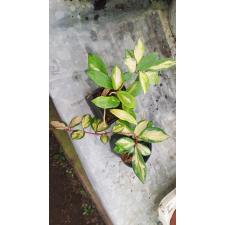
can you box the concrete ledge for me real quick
[49,98,113,225]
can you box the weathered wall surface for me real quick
[50,1,176,225]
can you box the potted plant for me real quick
[51,39,175,183]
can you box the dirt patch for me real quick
[49,131,105,225]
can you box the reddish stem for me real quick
[84,130,112,136]
[65,127,135,138]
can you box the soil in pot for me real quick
[85,87,125,125]
[110,134,152,168]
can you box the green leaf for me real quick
[69,116,82,128]
[91,118,101,132]
[96,121,109,132]
[134,39,145,63]
[137,53,158,71]
[51,121,68,130]
[122,72,132,82]
[134,120,149,136]
[125,50,136,73]
[100,134,109,144]
[82,114,92,128]
[115,137,135,150]
[86,70,112,89]
[139,127,169,143]
[146,71,160,85]
[71,130,85,140]
[132,147,147,183]
[136,143,151,156]
[112,66,123,90]
[122,105,136,119]
[92,96,120,109]
[127,81,142,97]
[88,53,108,74]
[117,91,135,109]
[149,58,176,71]
[110,109,137,125]
[139,71,150,94]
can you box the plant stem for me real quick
[65,127,135,138]
[103,109,106,124]
[109,91,117,95]
[84,130,112,136]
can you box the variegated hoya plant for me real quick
[51,39,175,183]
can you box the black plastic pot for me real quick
[85,88,124,125]
[110,134,152,168]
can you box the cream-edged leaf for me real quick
[115,137,135,150]
[112,124,124,133]
[71,130,85,140]
[81,114,92,128]
[134,39,145,63]
[69,116,82,128]
[136,143,151,156]
[132,147,147,183]
[112,120,134,136]
[139,71,150,94]
[139,127,169,143]
[112,66,123,90]
[96,121,109,132]
[122,105,136,119]
[125,57,136,73]
[100,134,109,144]
[134,120,149,136]
[149,58,176,71]
[117,91,135,109]
[145,71,160,85]
[91,118,101,132]
[110,109,137,125]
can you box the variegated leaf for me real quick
[82,114,92,128]
[117,91,135,109]
[132,147,147,183]
[134,120,149,136]
[134,39,145,63]
[115,137,135,150]
[149,58,176,71]
[136,143,151,156]
[96,121,109,132]
[110,109,137,125]
[71,130,85,140]
[139,127,169,143]
[146,71,160,85]
[100,134,109,144]
[69,116,82,128]
[112,66,123,90]
[139,71,150,94]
